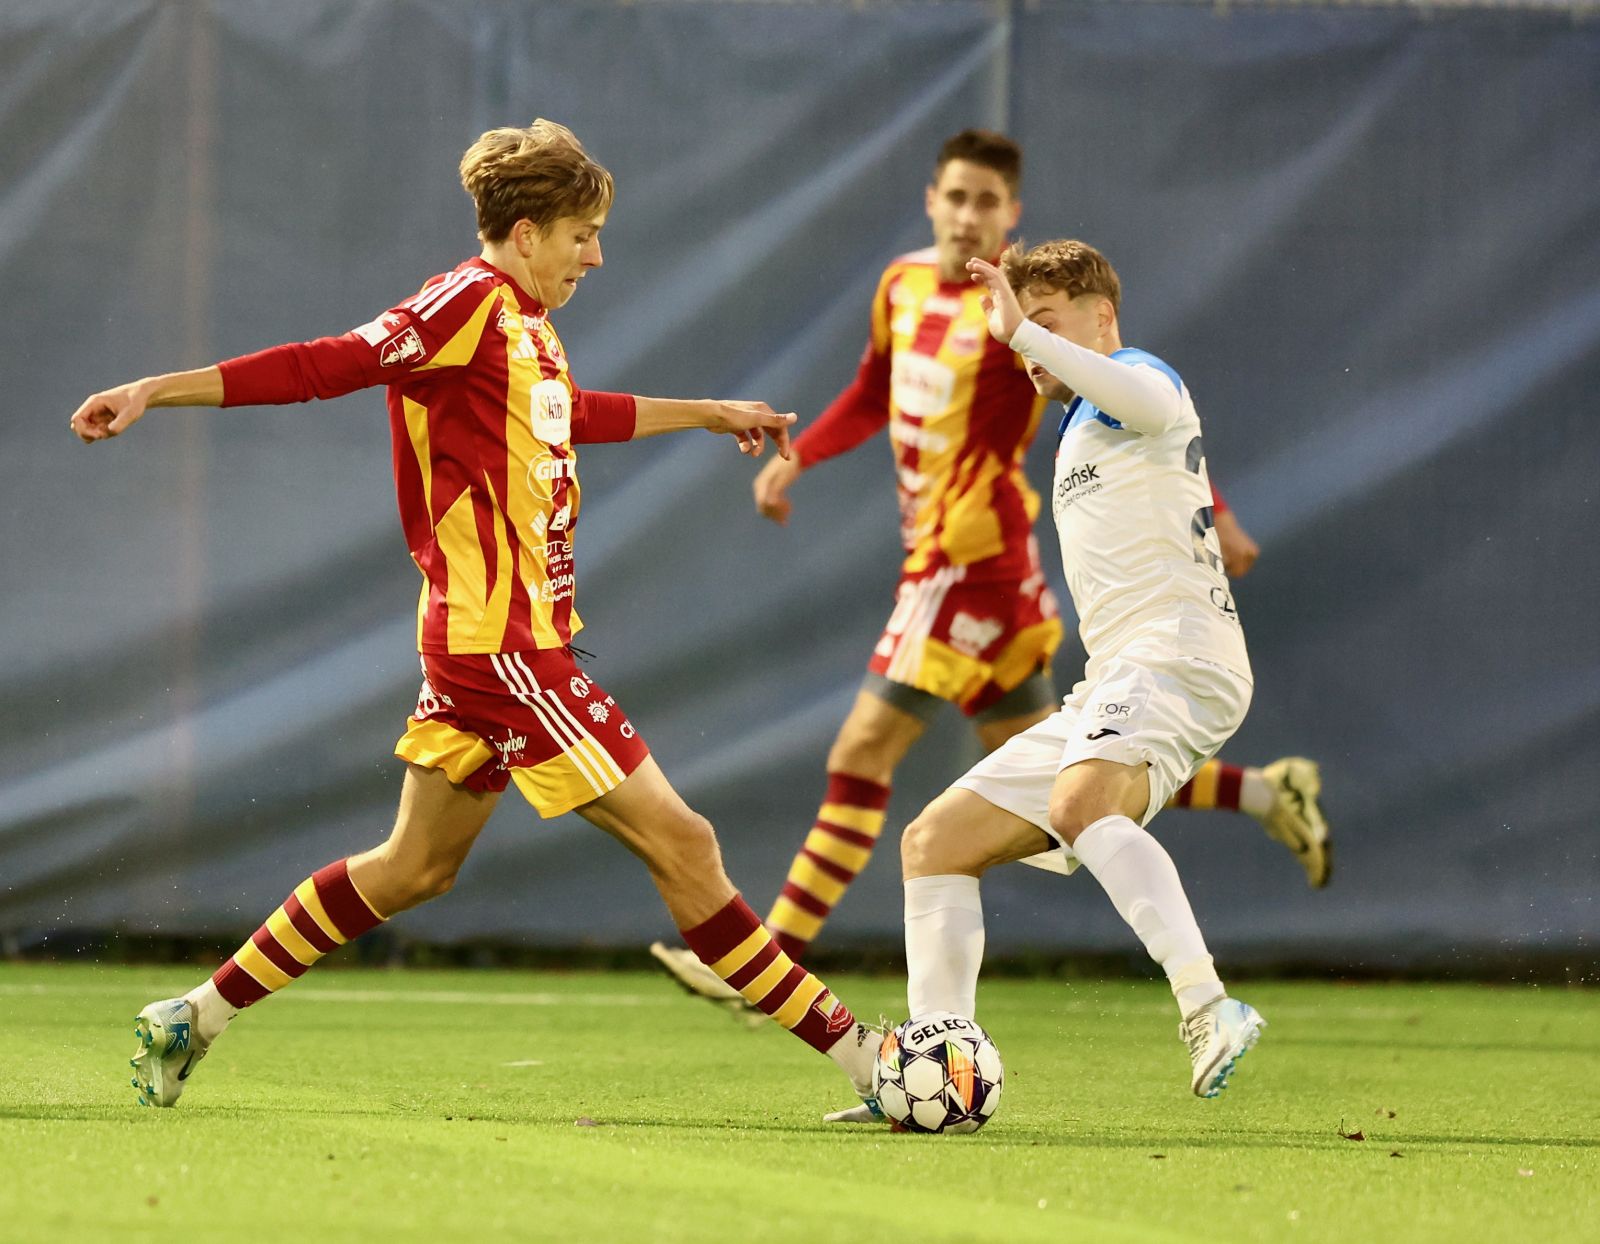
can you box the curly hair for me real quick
[1000,238,1121,313]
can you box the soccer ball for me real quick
[872,1012,1003,1134]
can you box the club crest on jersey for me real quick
[379,326,426,367]
[529,378,572,444]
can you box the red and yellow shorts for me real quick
[394,647,650,818]
[868,538,1064,718]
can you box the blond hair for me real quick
[1001,238,1121,313]
[458,119,614,242]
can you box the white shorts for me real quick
[952,640,1253,874]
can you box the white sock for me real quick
[183,978,237,1045]
[904,874,985,1020]
[825,1020,877,1096]
[1071,815,1225,1019]
[1240,767,1274,817]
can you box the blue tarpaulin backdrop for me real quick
[2,0,1596,968]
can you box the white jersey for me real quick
[1010,322,1251,681]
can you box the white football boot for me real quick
[1257,757,1332,889]
[648,942,744,1002]
[129,997,209,1107]
[823,1021,889,1124]
[1181,996,1265,1098]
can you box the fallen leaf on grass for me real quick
[1390,1152,1403,1158]
[1517,1169,1534,1178]
[574,1116,602,1127]
[1337,1120,1366,1141]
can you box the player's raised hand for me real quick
[70,380,152,443]
[706,400,796,461]
[752,452,801,526]
[966,257,1023,345]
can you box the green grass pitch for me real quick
[2,962,1595,1243]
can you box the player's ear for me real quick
[924,182,938,220]
[1006,197,1022,231]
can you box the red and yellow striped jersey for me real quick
[794,248,1047,579]
[217,257,636,655]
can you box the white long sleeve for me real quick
[1010,319,1182,436]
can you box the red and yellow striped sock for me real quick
[1169,760,1244,811]
[765,773,891,961]
[210,859,386,1009]
[681,896,856,1053]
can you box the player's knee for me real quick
[414,860,462,902]
[901,804,967,878]
[647,809,724,884]
[826,732,894,783]
[1047,790,1097,846]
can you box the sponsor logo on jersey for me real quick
[527,449,576,503]
[1210,586,1239,620]
[1053,460,1104,513]
[890,353,957,419]
[569,676,590,699]
[548,504,572,533]
[532,458,577,483]
[529,378,572,444]
[890,420,951,455]
[539,573,575,603]
[948,611,1005,657]
[1086,727,1121,740]
[947,325,985,356]
[379,326,426,367]
[353,311,406,346]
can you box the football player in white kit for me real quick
[833,239,1265,1118]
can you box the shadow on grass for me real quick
[549,1116,1600,1151]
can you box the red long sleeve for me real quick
[217,333,384,407]
[1211,483,1229,515]
[572,389,637,443]
[792,342,891,468]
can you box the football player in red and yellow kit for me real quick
[74,120,887,1119]
[651,131,1329,1003]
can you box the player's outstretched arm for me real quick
[70,367,224,443]
[630,396,796,459]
